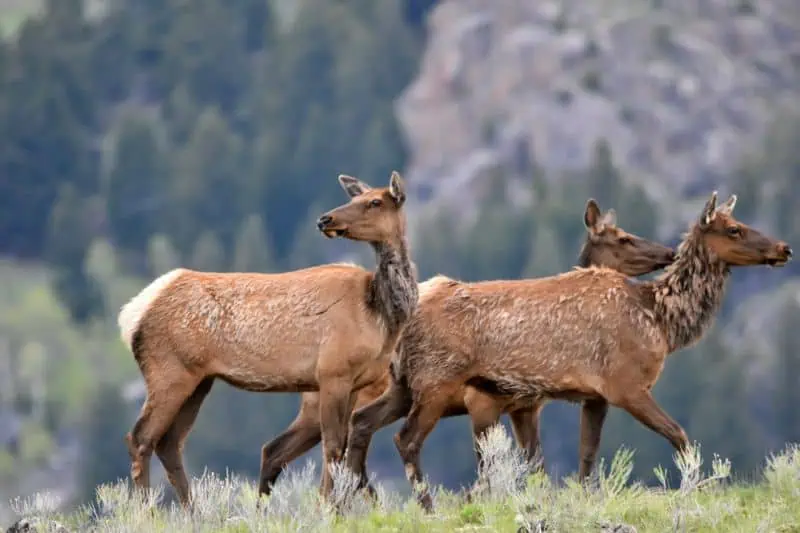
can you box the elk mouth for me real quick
[322,228,347,239]
[765,257,789,267]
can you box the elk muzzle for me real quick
[316,214,347,239]
[766,242,792,267]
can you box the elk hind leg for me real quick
[258,393,323,498]
[578,398,608,482]
[154,377,214,508]
[464,387,504,500]
[126,365,201,497]
[509,400,545,472]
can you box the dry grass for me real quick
[6,426,800,532]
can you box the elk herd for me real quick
[117,171,793,512]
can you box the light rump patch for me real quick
[117,268,185,349]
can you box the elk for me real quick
[345,191,791,511]
[117,171,418,507]
[258,199,674,496]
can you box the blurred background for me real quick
[0,0,799,518]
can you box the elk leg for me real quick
[616,390,689,451]
[258,393,322,497]
[578,398,608,482]
[126,368,201,497]
[154,377,214,508]
[464,387,504,500]
[346,378,411,488]
[509,400,545,472]
[394,392,451,513]
[317,378,354,500]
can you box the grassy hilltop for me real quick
[7,427,800,533]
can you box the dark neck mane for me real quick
[368,237,418,337]
[576,237,593,268]
[646,227,730,352]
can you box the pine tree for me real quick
[232,214,274,272]
[147,233,181,277]
[106,112,168,253]
[78,384,131,503]
[189,231,226,272]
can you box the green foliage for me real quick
[16,443,800,533]
[232,214,274,272]
[106,111,168,253]
[78,384,132,502]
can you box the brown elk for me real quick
[117,171,418,507]
[344,191,792,511]
[258,199,675,496]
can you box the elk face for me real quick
[697,191,792,267]
[317,171,407,245]
[581,198,675,276]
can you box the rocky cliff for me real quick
[397,0,800,229]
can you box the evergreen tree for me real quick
[106,112,168,253]
[189,231,226,272]
[45,185,104,323]
[523,223,564,278]
[772,300,800,445]
[147,233,182,276]
[586,139,622,210]
[170,107,245,252]
[78,384,131,503]
[232,214,274,272]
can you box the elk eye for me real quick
[370,199,382,208]
[618,236,633,245]
[727,226,741,237]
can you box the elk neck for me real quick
[576,237,594,268]
[646,227,730,353]
[368,234,418,337]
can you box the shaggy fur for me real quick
[256,200,675,497]
[345,192,791,512]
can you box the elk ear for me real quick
[389,171,406,206]
[584,199,602,231]
[338,174,371,198]
[600,208,617,228]
[717,194,737,215]
[700,190,718,226]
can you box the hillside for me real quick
[5,432,800,533]
[399,0,800,233]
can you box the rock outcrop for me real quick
[397,0,800,224]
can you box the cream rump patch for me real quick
[118,268,186,350]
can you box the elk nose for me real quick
[317,215,333,230]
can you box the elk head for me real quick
[696,191,792,267]
[580,198,675,276]
[317,171,407,245]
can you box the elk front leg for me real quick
[318,378,354,500]
[509,400,545,472]
[615,390,689,452]
[258,393,323,497]
[578,398,608,482]
[346,378,411,491]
